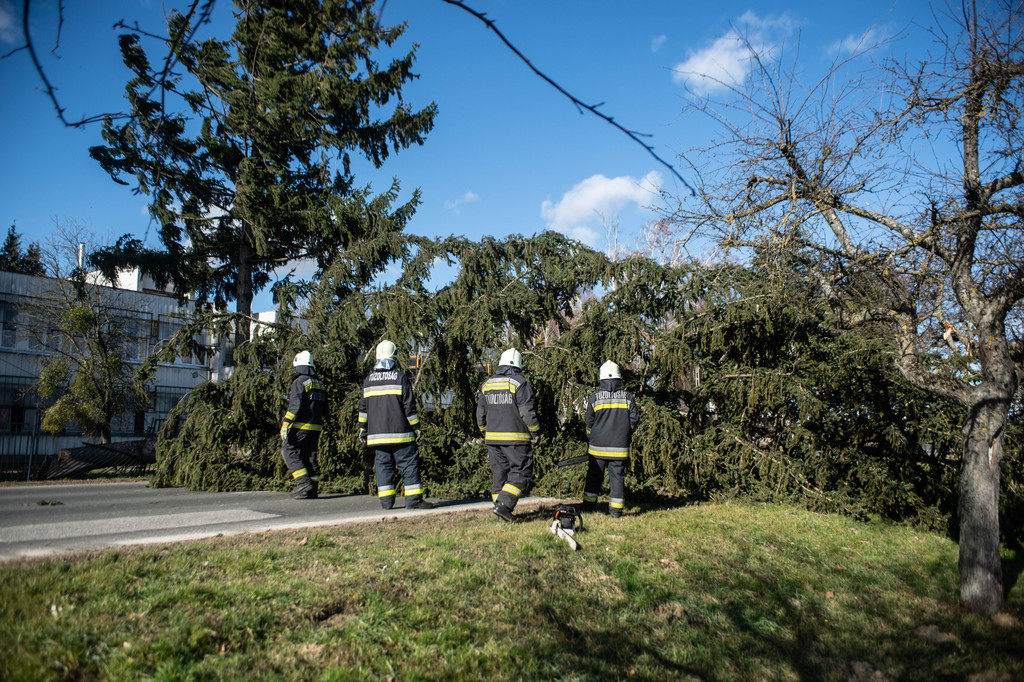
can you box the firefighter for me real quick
[583,360,639,517]
[359,340,433,510]
[281,350,326,499]
[476,348,540,521]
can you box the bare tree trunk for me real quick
[957,316,1015,614]
[958,401,1005,614]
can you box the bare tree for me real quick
[667,1,1023,614]
[636,218,717,268]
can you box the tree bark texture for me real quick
[236,228,254,348]
[957,317,1015,615]
[958,404,1005,614]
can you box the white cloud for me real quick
[443,191,479,214]
[827,27,883,57]
[0,1,18,45]
[672,32,749,94]
[563,224,601,247]
[540,171,662,248]
[283,258,319,281]
[651,34,667,53]
[672,12,796,96]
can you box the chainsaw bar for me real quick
[549,520,578,550]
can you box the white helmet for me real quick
[499,348,522,368]
[293,350,314,368]
[600,360,620,380]
[376,340,397,361]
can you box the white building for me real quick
[0,269,240,478]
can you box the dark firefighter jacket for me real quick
[282,366,326,433]
[476,365,540,445]
[359,365,420,447]
[584,377,639,458]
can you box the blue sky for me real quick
[1,0,931,311]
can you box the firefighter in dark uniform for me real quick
[583,360,640,517]
[476,348,539,521]
[281,350,326,499]
[359,340,433,510]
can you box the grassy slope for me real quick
[1,502,1021,681]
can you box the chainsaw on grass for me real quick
[549,505,583,550]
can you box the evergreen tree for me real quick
[150,226,1020,555]
[89,0,436,346]
[0,225,45,276]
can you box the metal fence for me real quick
[0,432,151,482]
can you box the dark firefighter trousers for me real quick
[374,443,425,509]
[283,430,320,488]
[584,456,626,515]
[489,443,534,512]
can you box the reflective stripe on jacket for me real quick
[585,378,639,458]
[359,366,419,446]
[282,366,326,433]
[476,365,539,445]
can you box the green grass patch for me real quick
[1,502,1021,680]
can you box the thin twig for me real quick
[9,0,215,129]
[435,0,695,195]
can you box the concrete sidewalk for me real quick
[0,481,556,561]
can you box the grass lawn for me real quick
[1,501,1021,681]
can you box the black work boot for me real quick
[292,476,315,499]
[492,501,514,522]
[406,499,435,509]
[309,465,320,499]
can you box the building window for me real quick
[119,317,148,363]
[0,302,17,348]
[157,315,200,366]
[24,308,46,350]
[153,387,191,415]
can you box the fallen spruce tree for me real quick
[151,231,1023,547]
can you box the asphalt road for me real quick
[0,482,505,562]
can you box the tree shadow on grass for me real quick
[1002,549,1024,600]
[523,601,701,680]
[510,504,1022,680]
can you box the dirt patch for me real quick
[914,624,958,644]
[654,601,689,623]
[967,672,1013,682]
[848,660,888,682]
[991,612,1021,628]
